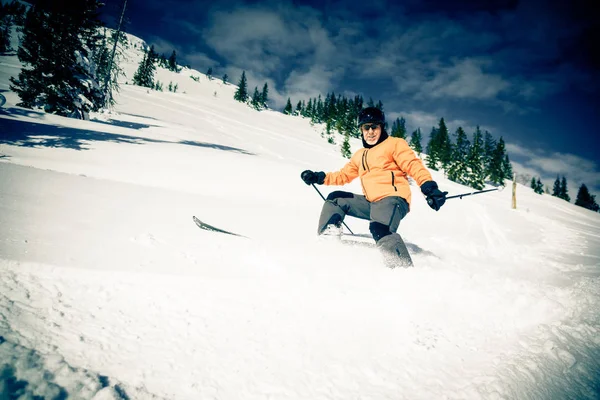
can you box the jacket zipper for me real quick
[361,149,371,201]
[391,172,398,191]
[361,149,370,172]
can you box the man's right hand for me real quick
[301,170,326,185]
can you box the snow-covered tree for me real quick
[447,126,470,185]
[0,4,12,52]
[95,28,127,108]
[10,0,106,117]
[341,132,352,159]
[466,126,485,190]
[132,45,157,89]
[0,1,27,52]
[483,131,496,175]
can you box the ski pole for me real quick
[446,186,503,200]
[311,184,355,235]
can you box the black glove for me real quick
[421,181,448,211]
[301,170,326,185]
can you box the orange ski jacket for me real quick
[324,137,432,206]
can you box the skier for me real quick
[300,107,447,268]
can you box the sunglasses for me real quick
[361,123,380,131]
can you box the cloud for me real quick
[420,58,511,100]
[395,110,484,139]
[185,52,221,71]
[143,36,179,56]
[284,65,339,102]
[529,153,600,186]
[507,144,600,197]
[202,5,323,75]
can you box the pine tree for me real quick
[552,176,561,197]
[436,118,452,172]
[426,127,440,170]
[206,67,212,80]
[95,28,127,108]
[531,177,544,194]
[305,98,313,118]
[488,137,507,185]
[447,126,470,185]
[503,154,513,179]
[168,50,178,72]
[0,1,25,52]
[341,132,352,159]
[10,0,106,116]
[260,82,268,109]
[283,98,293,115]
[315,95,324,123]
[132,45,157,88]
[295,100,302,116]
[157,54,167,69]
[251,86,261,110]
[391,117,407,139]
[5,1,26,25]
[0,3,12,53]
[234,71,248,103]
[530,177,538,191]
[574,184,599,212]
[324,118,335,144]
[222,74,228,84]
[483,131,496,178]
[536,178,544,194]
[466,127,485,190]
[409,128,423,156]
[560,176,570,202]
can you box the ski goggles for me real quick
[361,123,381,131]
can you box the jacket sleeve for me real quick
[393,139,432,186]
[324,157,359,186]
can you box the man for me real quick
[300,107,447,268]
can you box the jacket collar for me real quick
[362,130,389,148]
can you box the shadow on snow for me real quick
[0,108,255,155]
[90,118,158,131]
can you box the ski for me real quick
[192,215,374,245]
[192,216,248,238]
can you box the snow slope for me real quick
[1,33,599,400]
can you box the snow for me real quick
[1,33,599,400]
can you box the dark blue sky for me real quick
[100,0,599,197]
